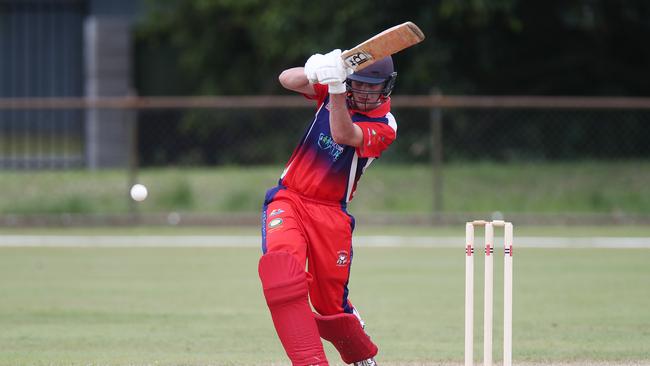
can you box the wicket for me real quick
[465,220,513,366]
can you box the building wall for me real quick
[0,0,139,169]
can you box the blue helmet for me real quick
[346,56,398,99]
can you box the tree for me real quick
[135,0,650,96]
[133,0,650,166]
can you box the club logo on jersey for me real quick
[269,208,285,217]
[268,218,283,229]
[336,250,349,266]
[367,128,385,146]
[318,133,344,162]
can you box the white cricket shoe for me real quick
[353,358,377,366]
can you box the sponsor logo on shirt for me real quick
[318,133,344,162]
[269,208,285,217]
[268,218,283,231]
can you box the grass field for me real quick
[2,224,650,237]
[1,237,649,365]
[2,161,650,215]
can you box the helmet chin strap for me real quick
[347,92,386,112]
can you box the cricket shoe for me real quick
[353,358,377,366]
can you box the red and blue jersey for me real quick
[279,83,397,204]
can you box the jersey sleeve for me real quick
[354,119,397,158]
[302,83,329,108]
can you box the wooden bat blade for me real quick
[341,21,425,71]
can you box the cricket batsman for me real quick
[258,49,398,366]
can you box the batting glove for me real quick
[304,53,326,84]
[315,49,352,94]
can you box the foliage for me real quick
[135,0,650,96]
[132,1,650,166]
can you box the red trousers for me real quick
[262,186,355,315]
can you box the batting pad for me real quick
[259,251,309,307]
[314,312,378,364]
[258,252,329,366]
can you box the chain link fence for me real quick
[1,96,649,225]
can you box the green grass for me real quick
[0,133,83,156]
[1,224,650,237]
[1,246,649,365]
[1,161,650,215]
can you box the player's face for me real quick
[349,81,384,111]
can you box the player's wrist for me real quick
[328,82,346,94]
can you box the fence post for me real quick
[126,106,139,222]
[430,88,443,222]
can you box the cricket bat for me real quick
[341,21,425,71]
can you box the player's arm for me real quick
[278,52,337,96]
[278,67,316,96]
[310,49,363,147]
[329,93,363,147]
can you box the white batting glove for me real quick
[314,49,352,94]
[327,80,347,94]
[304,53,326,84]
